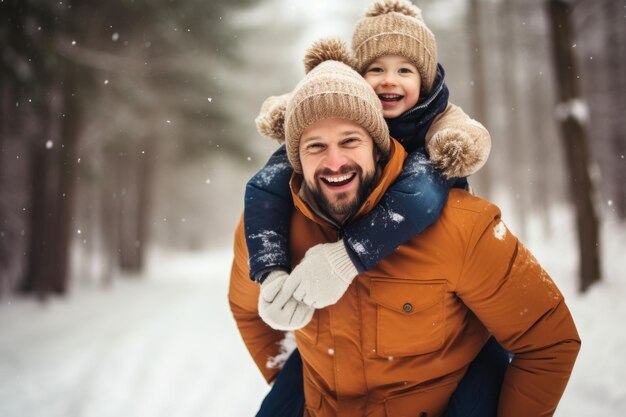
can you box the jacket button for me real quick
[403,303,412,313]
[419,413,428,417]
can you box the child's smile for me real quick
[364,55,422,119]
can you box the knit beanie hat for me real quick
[352,0,438,93]
[256,38,390,173]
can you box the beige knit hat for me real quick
[256,38,390,173]
[352,0,438,93]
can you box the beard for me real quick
[304,164,378,223]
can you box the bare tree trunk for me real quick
[117,138,153,274]
[606,0,626,220]
[530,69,553,237]
[0,75,12,296]
[23,138,59,299]
[22,66,81,298]
[51,64,81,294]
[467,0,492,198]
[116,139,153,275]
[520,0,553,237]
[547,0,601,292]
[501,0,528,238]
[134,136,155,271]
[116,148,135,272]
[0,20,31,296]
[22,80,62,300]
[101,148,121,286]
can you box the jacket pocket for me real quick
[370,278,446,357]
[303,381,323,413]
[384,379,457,417]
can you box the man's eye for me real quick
[342,137,359,145]
[307,143,324,152]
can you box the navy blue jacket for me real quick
[244,64,464,281]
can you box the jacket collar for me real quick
[289,137,407,228]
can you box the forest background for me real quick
[1,0,625,415]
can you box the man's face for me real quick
[299,118,379,223]
[363,54,422,119]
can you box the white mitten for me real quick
[258,270,314,331]
[292,240,359,308]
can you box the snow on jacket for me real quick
[229,138,580,417]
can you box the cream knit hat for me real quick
[257,38,390,173]
[352,0,438,93]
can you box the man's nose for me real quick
[323,146,348,171]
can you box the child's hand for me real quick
[292,240,359,308]
[258,270,314,330]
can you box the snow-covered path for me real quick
[1,218,625,417]
[0,250,267,417]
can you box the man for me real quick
[229,45,580,417]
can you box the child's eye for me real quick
[366,66,383,73]
[399,67,414,74]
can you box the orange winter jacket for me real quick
[229,138,580,417]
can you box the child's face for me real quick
[363,55,421,119]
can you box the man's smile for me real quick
[320,173,357,188]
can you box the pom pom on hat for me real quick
[427,125,491,178]
[365,0,421,19]
[304,38,355,74]
[255,93,290,142]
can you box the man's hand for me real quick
[258,270,314,330]
[292,240,359,308]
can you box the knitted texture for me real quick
[291,240,359,308]
[352,0,438,93]
[284,39,390,173]
[428,126,490,178]
[425,103,492,178]
[258,270,315,330]
[255,93,290,142]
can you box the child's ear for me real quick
[255,93,291,142]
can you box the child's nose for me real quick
[381,73,398,86]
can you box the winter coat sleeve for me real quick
[229,215,288,384]
[425,103,491,179]
[343,151,455,272]
[455,203,580,417]
[244,145,294,281]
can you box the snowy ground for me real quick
[1,211,625,417]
